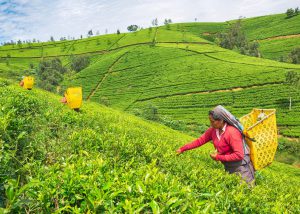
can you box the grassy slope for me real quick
[0,80,299,212]
[241,13,300,60]
[259,36,300,61]
[1,13,299,64]
[167,13,300,61]
[68,41,300,137]
[0,18,300,138]
[0,27,207,79]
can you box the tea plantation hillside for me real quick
[67,42,300,137]
[0,80,299,213]
[0,27,208,79]
[167,13,300,61]
[1,13,300,138]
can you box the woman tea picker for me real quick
[176,105,255,185]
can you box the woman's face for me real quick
[209,115,224,129]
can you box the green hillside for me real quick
[167,13,300,61]
[67,42,300,137]
[1,20,300,137]
[0,80,299,212]
[0,27,208,79]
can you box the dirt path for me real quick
[200,32,300,41]
[259,33,300,41]
[277,134,299,142]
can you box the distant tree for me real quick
[287,47,300,64]
[87,29,93,37]
[164,18,172,30]
[105,29,108,34]
[216,19,260,57]
[127,25,139,32]
[50,36,55,42]
[152,18,158,27]
[96,30,100,35]
[148,27,153,35]
[195,18,197,22]
[80,35,83,39]
[295,7,299,15]
[285,71,300,110]
[164,19,172,26]
[248,41,260,57]
[117,29,120,34]
[70,55,90,72]
[143,104,159,121]
[32,38,36,43]
[17,40,22,47]
[286,8,295,18]
[36,58,66,92]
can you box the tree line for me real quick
[286,7,299,18]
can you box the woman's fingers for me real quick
[176,149,182,155]
[210,153,217,160]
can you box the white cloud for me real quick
[0,0,299,43]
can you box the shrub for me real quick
[36,58,66,92]
[70,55,90,72]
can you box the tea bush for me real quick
[0,83,299,213]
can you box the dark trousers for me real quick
[223,154,255,185]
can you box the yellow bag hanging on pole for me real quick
[23,76,34,90]
[240,109,278,170]
[65,87,82,110]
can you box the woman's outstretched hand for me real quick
[210,152,218,160]
[176,148,183,155]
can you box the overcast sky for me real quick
[0,0,299,43]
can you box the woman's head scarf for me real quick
[210,105,244,133]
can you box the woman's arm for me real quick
[215,128,244,162]
[178,128,214,153]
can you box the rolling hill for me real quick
[168,12,300,61]
[0,13,300,139]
